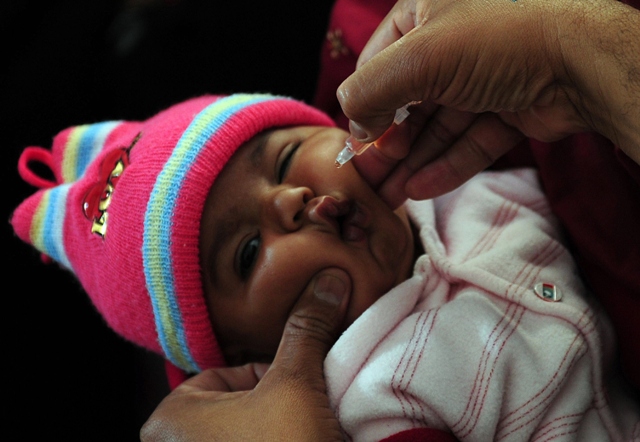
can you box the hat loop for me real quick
[18,147,56,189]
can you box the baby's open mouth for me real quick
[340,203,367,242]
[309,196,367,242]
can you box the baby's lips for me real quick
[307,195,350,232]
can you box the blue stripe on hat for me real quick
[31,184,73,270]
[143,94,273,372]
[76,121,123,178]
[62,121,122,183]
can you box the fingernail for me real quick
[314,274,347,306]
[336,84,348,104]
[349,120,369,142]
[346,136,369,155]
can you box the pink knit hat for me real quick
[11,94,335,375]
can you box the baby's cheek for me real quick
[344,281,388,330]
[371,227,408,271]
[254,245,313,303]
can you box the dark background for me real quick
[3,0,334,439]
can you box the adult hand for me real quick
[140,268,351,442]
[338,0,640,208]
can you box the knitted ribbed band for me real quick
[11,94,335,373]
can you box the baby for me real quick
[11,94,639,441]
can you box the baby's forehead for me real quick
[215,130,290,198]
[224,125,317,170]
[225,128,280,171]
[212,129,273,182]
[210,124,335,197]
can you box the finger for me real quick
[357,0,417,69]
[352,101,439,189]
[350,113,421,189]
[404,113,525,200]
[351,140,402,190]
[378,107,478,209]
[338,24,438,143]
[174,363,270,394]
[261,268,351,391]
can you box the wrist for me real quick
[553,0,640,161]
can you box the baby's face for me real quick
[200,125,415,364]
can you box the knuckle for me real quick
[441,155,467,185]
[340,75,375,119]
[285,310,334,344]
[429,117,458,147]
[462,132,499,165]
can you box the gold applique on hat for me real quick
[82,133,140,237]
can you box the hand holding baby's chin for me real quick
[140,268,351,442]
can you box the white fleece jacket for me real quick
[325,169,640,442]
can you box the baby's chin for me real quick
[341,284,389,332]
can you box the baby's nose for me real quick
[269,186,313,232]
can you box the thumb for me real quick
[264,268,351,388]
[337,25,437,143]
